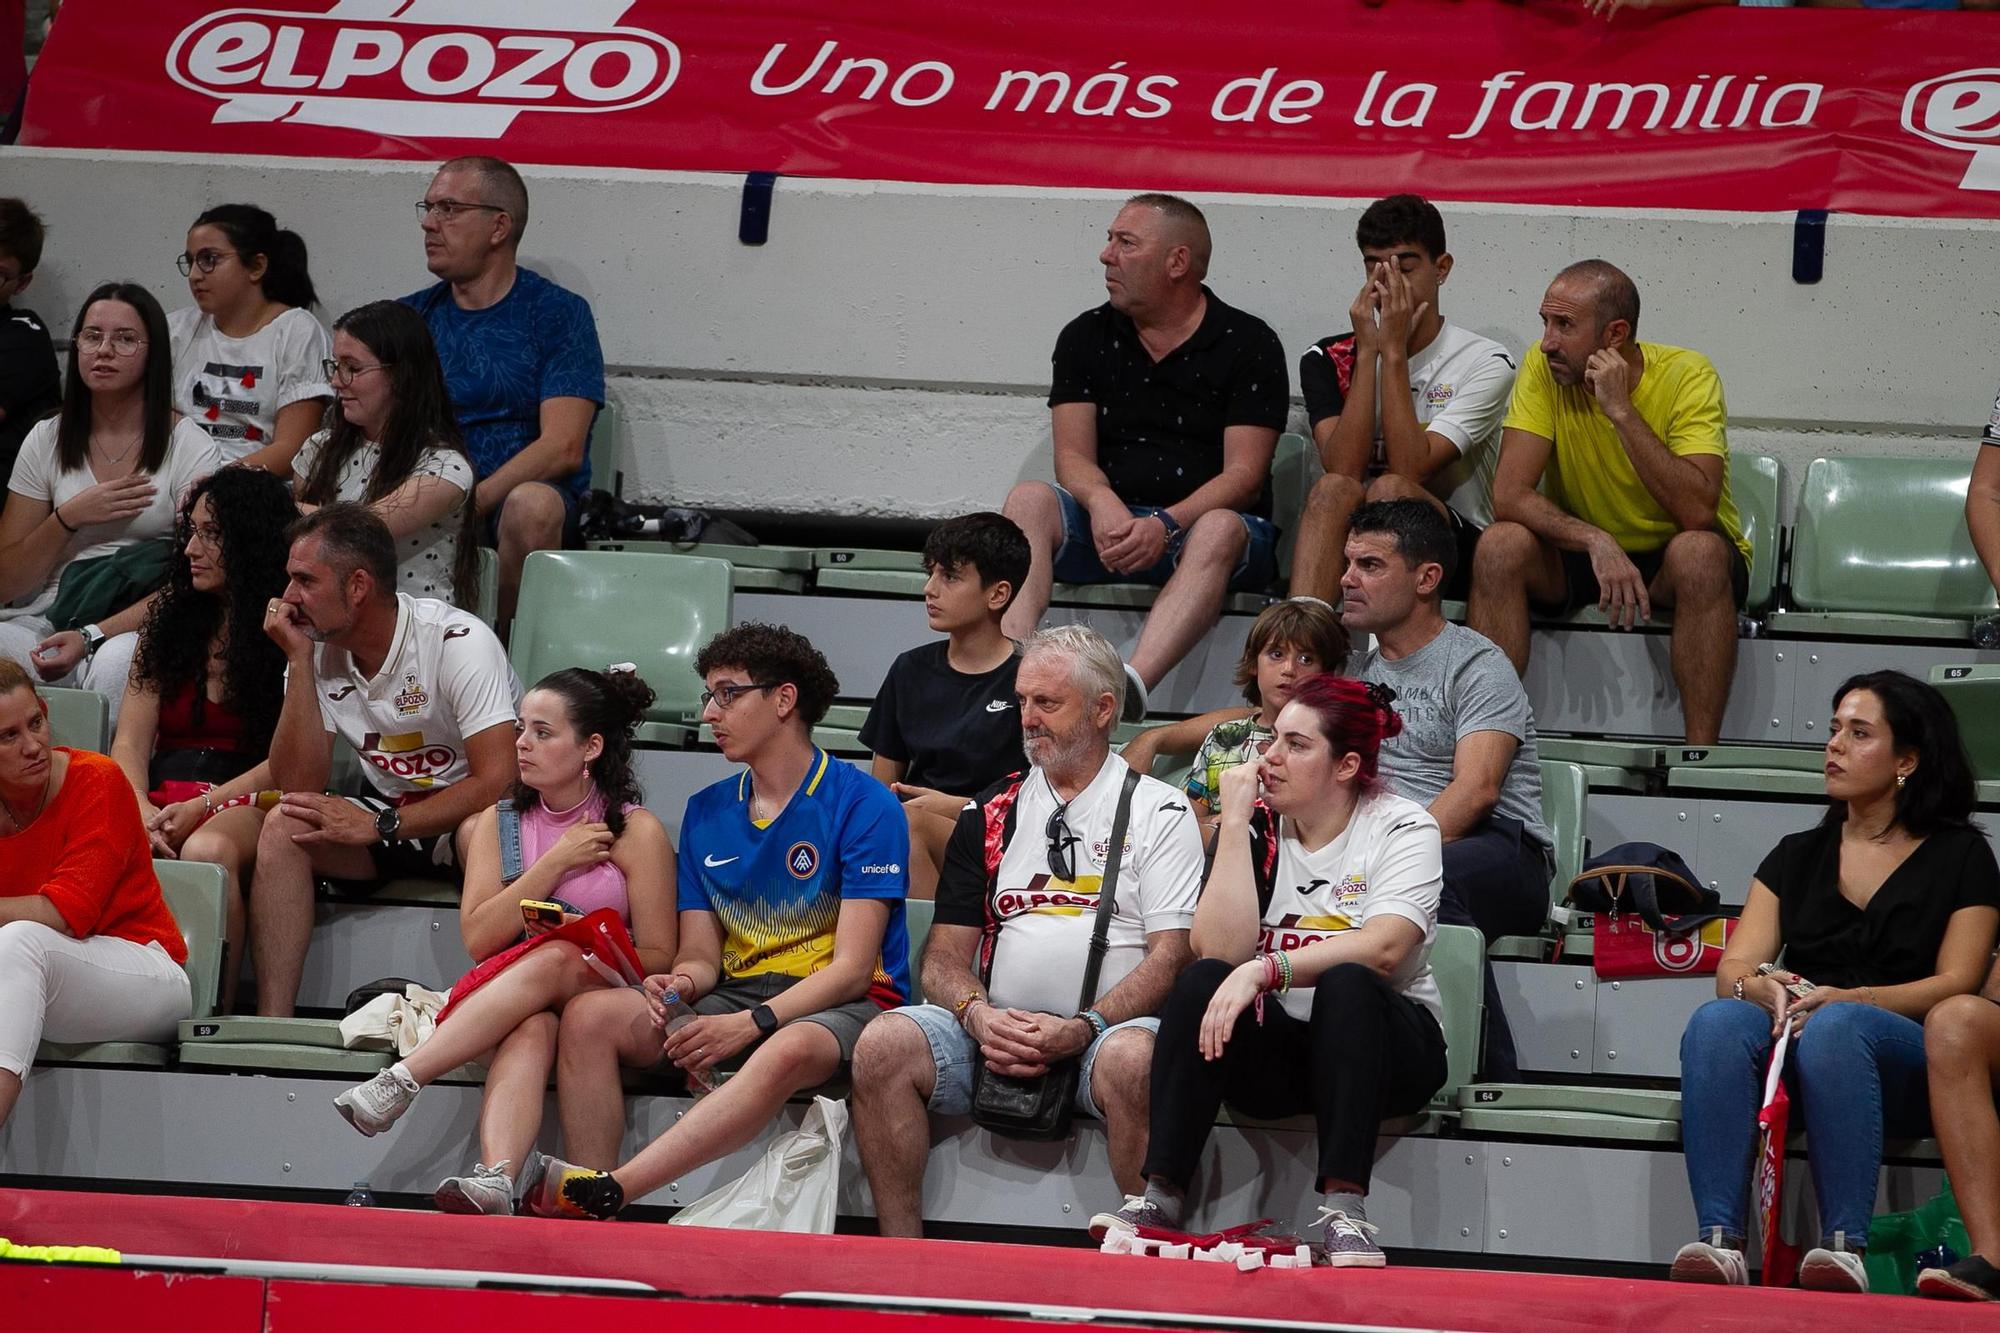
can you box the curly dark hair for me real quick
[510,667,655,836]
[130,467,299,756]
[693,623,839,729]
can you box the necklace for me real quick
[0,766,55,833]
[91,430,144,467]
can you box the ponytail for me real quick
[1288,674,1402,786]
[193,204,319,310]
[510,665,655,834]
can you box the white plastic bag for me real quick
[667,1096,847,1233]
[339,983,448,1057]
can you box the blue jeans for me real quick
[1679,997,1931,1248]
[1048,485,1278,592]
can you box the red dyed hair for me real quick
[1286,674,1402,785]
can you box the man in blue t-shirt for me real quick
[402,156,604,630]
[521,624,910,1221]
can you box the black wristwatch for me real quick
[751,1004,779,1037]
[375,806,402,844]
[1151,507,1185,551]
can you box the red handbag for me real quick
[1591,911,1737,979]
[438,907,643,1023]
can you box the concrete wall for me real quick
[6,148,1995,524]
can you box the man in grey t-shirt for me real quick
[1341,499,1553,1078]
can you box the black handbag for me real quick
[969,767,1141,1142]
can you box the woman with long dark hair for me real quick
[0,282,221,722]
[168,204,331,474]
[331,666,675,1216]
[1673,670,2000,1295]
[109,466,298,989]
[292,301,479,611]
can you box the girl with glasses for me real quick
[168,204,332,474]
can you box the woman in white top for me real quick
[0,283,222,724]
[292,302,478,612]
[169,204,331,474]
[1094,674,1448,1269]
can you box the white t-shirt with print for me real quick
[168,306,332,462]
[292,430,475,604]
[1261,787,1444,1026]
[3,416,222,621]
[303,594,520,801]
[984,753,1204,1015]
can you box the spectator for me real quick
[1100,674,1446,1267]
[0,282,222,725]
[1118,598,1350,833]
[1467,260,1750,745]
[332,666,676,1218]
[403,157,603,631]
[1968,382,2000,597]
[1674,671,1999,1294]
[862,511,1030,899]
[168,204,331,475]
[851,625,1201,1237]
[293,302,479,610]
[0,198,60,483]
[517,625,909,1221]
[1922,962,2000,1300]
[110,466,296,994]
[1289,195,1515,602]
[0,659,193,1131]
[249,504,519,1017]
[1002,194,1289,721]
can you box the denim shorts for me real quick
[1049,485,1277,592]
[890,1002,1158,1120]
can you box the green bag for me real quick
[1865,1179,1968,1296]
[43,539,176,631]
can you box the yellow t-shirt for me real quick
[1504,342,1749,565]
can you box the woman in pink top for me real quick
[332,665,676,1214]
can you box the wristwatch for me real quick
[750,1004,779,1037]
[1151,507,1185,551]
[375,806,402,844]
[80,623,106,657]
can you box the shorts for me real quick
[889,1002,1159,1121]
[1440,505,1480,602]
[1540,530,1749,618]
[1050,485,1278,593]
[646,972,884,1072]
[322,795,463,887]
[481,481,585,548]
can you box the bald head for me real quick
[1552,258,1640,337]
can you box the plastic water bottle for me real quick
[660,989,714,1095]
[343,1181,376,1207]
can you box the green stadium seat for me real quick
[1734,453,1782,617]
[1457,1083,1681,1121]
[473,546,498,629]
[1536,738,1664,776]
[821,703,871,731]
[589,400,620,497]
[511,550,733,747]
[905,897,935,1006]
[1488,761,1584,962]
[698,724,868,755]
[1269,432,1311,583]
[40,685,108,752]
[1933,664,2000,780]
[1772,456,1995,640]
[1665,766,1823,798]
[1427,922,1485,1112]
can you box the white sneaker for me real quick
[1121,664,1149,725]
[1670,1231,1749,1285]
[1799,1233,1869,1294]
[333,1064,419,1136]
[435,1161,515,1216]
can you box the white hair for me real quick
[1022,624,1125,723]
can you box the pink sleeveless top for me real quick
[521,788,637,921]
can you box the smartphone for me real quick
[1756,961,1815,1000]
[521,899,566,929]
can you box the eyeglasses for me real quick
[186,521,224,549]
[415,199,505,222]
[1046,804,1079,882]
[77,328,148,356]
[176,249,237,276]
[321,358,392,386]
[699,681,777,711]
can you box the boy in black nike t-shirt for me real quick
[860,512,1030,898]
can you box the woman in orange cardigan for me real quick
[0,659,191,1130]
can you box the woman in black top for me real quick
[1673,671,2000,1295]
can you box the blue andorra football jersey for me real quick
[677,750,911,1008]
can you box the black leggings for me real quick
[1142,957,1448,1194]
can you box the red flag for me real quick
[1756,1023,1801,1286]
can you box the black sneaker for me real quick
[1918,1254,2000,1302]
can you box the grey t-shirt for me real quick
[1351,622,1551,852]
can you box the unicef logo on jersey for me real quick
[787,841,821,880]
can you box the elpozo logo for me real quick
[166,0,679,139]
[1902,68,2000,192]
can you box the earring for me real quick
[1896,773,1907,790]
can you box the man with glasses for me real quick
[516,623,912,1220]
[848,624,1201,1237]
[401,156,604,633]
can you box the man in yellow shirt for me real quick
[1467,261,1749,745]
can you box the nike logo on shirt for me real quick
[985,700,1014,713]
[703,854,740,867]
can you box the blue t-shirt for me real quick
[677,750,912,1009]
[401,267,604,499]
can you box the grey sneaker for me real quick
[333,1065,419,1136]
[1120,664,1150,726]
[1089,1194,1169,1240]
[1670,1230,1749,1285]
[1313,1208,1385,1268]
[1799,1233,1868,1294]
[435,1161,515,1216]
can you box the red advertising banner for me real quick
[18,0,2000,219]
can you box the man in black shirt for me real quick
[0,199,60,483]
[1001,193,1289,721]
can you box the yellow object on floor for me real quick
[0,1238,122,1263]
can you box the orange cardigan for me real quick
[0,749,187,964]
